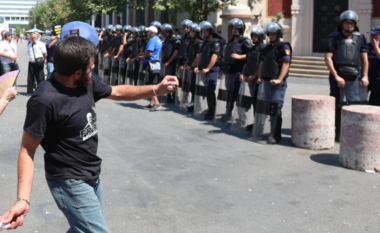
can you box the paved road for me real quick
[0,43,378,233]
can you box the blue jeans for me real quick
[45,173,110,233]
[1,62,19,75]
[47,62,54,79]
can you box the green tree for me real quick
[14,25,23,36]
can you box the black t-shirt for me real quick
[24,76,112,180]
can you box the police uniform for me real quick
[110,35,123,85]
[102,34,113,84]
[198,36,223,118]
[187,38,204,103]
[216,37,252,122]
[326,31,368,138]
[367,42,380,106]
[252,41,292,143]
[162,35,181,75]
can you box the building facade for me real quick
[0,0,37,27]
[96,0,378,57]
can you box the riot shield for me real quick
[214,73,236,124]
[158,63,167,104]
[98,53,104,81]
[117,56,126,85]
[252,80,283,143]
[230,80,255,135]
[125,60,135,85]
[103,56,112,84]
[335,77,368,140]
[179,69,191,110]
[339,78,368,105]
[194,72,209,118]
[137,62,145,86]
[175,67,184,105]
[110,58,119,85]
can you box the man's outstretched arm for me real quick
[0,131,41,230]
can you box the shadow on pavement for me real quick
[116,102,145,110]
[282,128,292,136]
[310,153,342,168]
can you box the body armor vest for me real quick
[163,36,180,60]
[245,44,266,76]
[262,42,292,80]
[199,38,222,70]
[130,40,139,58]
[331,32,362,80]
[187,40,203,67]
[222,37,247,67]
[178,33,191,61]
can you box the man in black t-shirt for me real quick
[0,23,178,232]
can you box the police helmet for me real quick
[130,27,140,36]
[101,27,106,32]
[150,21,162,31]
[181,19,193,28]
[250,25,266,41]
[340,10,359,24]
[111,27,116,33]
[265,22,283,38]
[138,25,147,37]
[114,24,123,31]
[123,25,132,33]
[95,27,101,32]
[199,21,216,35]
[229,18,246,35]
[106,24,113,32]
[161,23,174,34]
[190,23,202,38]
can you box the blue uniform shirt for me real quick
[143,35,162,63]
[260,42,291,62]
[46,39,57,63]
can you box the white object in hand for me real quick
[0,221,10,229]
[167,85,173,91]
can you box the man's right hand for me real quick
[257,78,262,84]
[0,201,29,230]
[335,76,345,88]
[247,75,256,84]
[194,67,199,74]
[1,87,17,102]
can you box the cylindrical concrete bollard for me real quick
[340,105,380,173]
[292,95,335,150]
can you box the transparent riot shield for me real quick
[339,78,368,105]
[179,69,191,110]
[98,52,104,81]
[118,56,126,85]
[230,80,255,135]
[137,62,146,86]
[125,60,135,85]
[194,72,209,118]
[175,67,184,105]
[103,57,112,84]
[158,63,167,104]
[214,73,236,124]
[252,80,283,143]
[110,58,119,85]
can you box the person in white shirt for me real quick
[0,31,19,74]
[0,30,6,41]
[27,32,47,96]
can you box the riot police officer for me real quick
[161,23,181,103]
[150,21,163,41]
[130,27,141,85]
[216,18,253,123]
[94,27,101,77]
[194,21,223,120]
[367,26,380,106]
[254,22,292,144]
[105,25,124,85]
[136,25,149,85]
[324,10,369,141]
[241,26,266,111]
[101,25,114,83]
[178,19,193,67]
[182,23,204,111]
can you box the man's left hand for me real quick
[202,68,209,74]
[155,75,179,95]
[270,79,282,86]
[44,59,47,64]
[360,78,369,88]
[113,56,118,60]
[164,62,170,68]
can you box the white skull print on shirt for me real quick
[80,106,98,141]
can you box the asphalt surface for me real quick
[0,43,378,233]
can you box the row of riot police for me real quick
[93,19,292,144]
